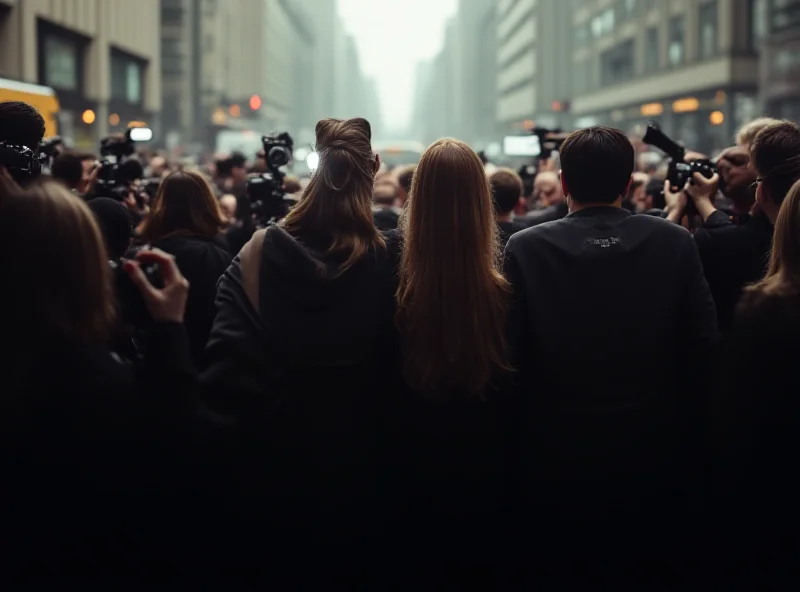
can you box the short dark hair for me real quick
[751,121,800,207]
[397,165,415,195]
[489,168,523,214]
[559,126,634,204]
[51,152,85,189]
[0,101,46,148]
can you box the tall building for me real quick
[755,0,800,121]
[570,0,759,155]
[0,0,161,149]
[495,0,573,136]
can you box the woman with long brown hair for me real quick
[386,138,513,552]
[138,169,232,366]
[202,118,396,544]
[0,180,210,548]
[715,178,800,560]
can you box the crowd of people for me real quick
[1,98,799,581]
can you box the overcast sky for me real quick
[337,0,458,134]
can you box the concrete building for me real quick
[756,0,800,121]
[0,0,161,148]
[495,0,574,135]
[570,0,759,155]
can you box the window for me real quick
[644,27,659,72]
[619,0,637,20]
[699,1,718,60]
[43,35,79,90]
[668,16,685,67]
[111,50,144,104]
[772,0,800,33]
[575,23,588,46]
[774,48,800,75]
[591,8,615,38]
[601,40,635,85]
[750,0,767,45]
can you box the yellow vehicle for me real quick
[0,77,60,138]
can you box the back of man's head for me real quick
[374,181,399,206]
[751,120,800,207]
[0,101,46,148]
[396,165,415,197]
[489,168,523,215]
[87,198,133,260]
[559,126,634,204]
[51,152,85,190]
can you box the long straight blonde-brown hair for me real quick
[748,179,800,297]
[282,118,384,273]
[397,138,512,396]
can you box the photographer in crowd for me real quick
[668,120,800,331]
[0,101,45,187]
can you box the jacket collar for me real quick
[566,205,631,220]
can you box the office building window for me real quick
[771,0,800,33]
[111,50,144,104]
[668,16,685,66]
[601,40,635,85]
[699,1,718,59]
[591,8,615,38]
[619,0,637,20]
[575,23,588,46]
[750,0,767,45]
[644,27,659,72]
[42,35,80,91]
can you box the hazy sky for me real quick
[338,0,458,133]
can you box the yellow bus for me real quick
[0,77,60,138]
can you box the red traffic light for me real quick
[249,95,262,110]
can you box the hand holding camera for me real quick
[123,248,189,324]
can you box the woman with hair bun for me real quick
[203,117,397,545]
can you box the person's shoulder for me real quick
[627,211,693,242]
[507,217,567,251]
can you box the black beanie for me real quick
[87,197,133,260]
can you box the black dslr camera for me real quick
[532,127,569,160]
[643,123,717,189]
[246,132,295,226]
[94,127,152,200]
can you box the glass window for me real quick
[619,0,637,19]
[644,27,659,72]
[601,8,615,34]
[43,36,79,90]
[699,1,718,60]
[668,16,685,67]
[111,50,143,104]
[601,40,635,85]
[591,16,603,38]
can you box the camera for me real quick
[246,132,295,225]
[0,141,42,183]
[532,127,569,160]
[94,127,153,201]
[643,123,717,190]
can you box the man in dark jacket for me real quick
[504,127,718,556]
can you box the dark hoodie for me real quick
[201,225,398,543]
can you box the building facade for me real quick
[570,0,759,155]
[756,0,800,121]
[0,0,161,148]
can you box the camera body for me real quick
[94,128,152,201]
[246,132,295,225]
[0,141,42,182]
[643,122,717,189]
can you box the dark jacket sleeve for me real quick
[201,257,278,415]
[679,231,720,361]
[503,239,533,375]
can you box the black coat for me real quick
[151,234,233,367]
[201,226,397,544]
[504,206,719,528]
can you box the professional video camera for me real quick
[94,127,152,200]
[532,127,569,160]
[246,132,295,225]
[0,141,42,183]
[39,136,64,173]
[642,122,717,189]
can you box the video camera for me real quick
[246,132,295,225]
[94,127,152,200]
[642,122,717,190]
[0,141,42,183]
[532,127,569,160]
